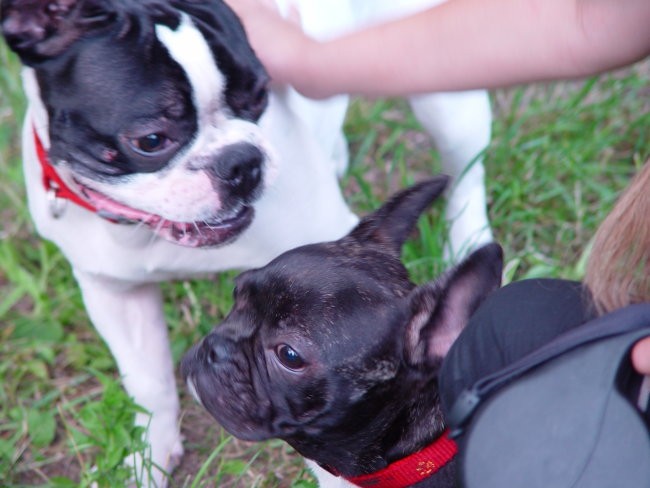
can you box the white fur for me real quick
[156,15,227,124]
[69,14,279,222]
[19,1,492,486]
[307,460,358,488]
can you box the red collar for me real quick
[33,126,98,216]
[345,430,457,488]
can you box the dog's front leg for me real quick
[74,269,182,487]
[409,90,493,260]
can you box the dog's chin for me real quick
[212,414,273,442]
[79,183,254,248]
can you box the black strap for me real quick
[447,303,650,437]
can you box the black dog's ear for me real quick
[347,176,450,257]
[404,243,503,366]
[1,0,115,65]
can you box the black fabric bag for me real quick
[447,303,650,488]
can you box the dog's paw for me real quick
[123,431,184,488]
[165,436,185,474]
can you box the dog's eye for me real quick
[276,344,305,371]
[131,133,169,154]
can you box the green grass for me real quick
[1,35,648,487]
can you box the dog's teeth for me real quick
[186,377,203,407]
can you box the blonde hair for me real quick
[584,160,650,314]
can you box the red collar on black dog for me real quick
[33,127,98,215]
[326,429,457,488]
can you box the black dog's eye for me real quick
[276,344,305,371]
[131,133,170,154]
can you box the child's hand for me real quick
[224,0,316,93]
[632,337,650,375]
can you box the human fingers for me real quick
[631,336,650,375]
[224,0,313,89]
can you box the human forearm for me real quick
[257,0,650,98]
[310,0,650,97]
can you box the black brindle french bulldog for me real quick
[182,176,503,487]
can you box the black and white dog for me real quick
[1,0,491,484]
[182,178,503,487]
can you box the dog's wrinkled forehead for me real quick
[234,243,414,330]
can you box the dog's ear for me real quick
[404,243,503,367]
[1,0,115,65]
[347,176,450,257]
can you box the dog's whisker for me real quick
[128,220,147,236]
[144,219,166,250]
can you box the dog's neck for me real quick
[344,430,457,488]
[288,374,451,481]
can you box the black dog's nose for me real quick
[203,334,236,364]
[208,143,263,199]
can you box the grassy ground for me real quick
[1,36,648,487]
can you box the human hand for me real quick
[223,0,319,93]
[632,337,650,375]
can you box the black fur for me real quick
[1,0,268,178]
[182,178,504,485]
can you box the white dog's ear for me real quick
[404,243,503,366]
[1,0,116,65]
[346,176,449,257]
